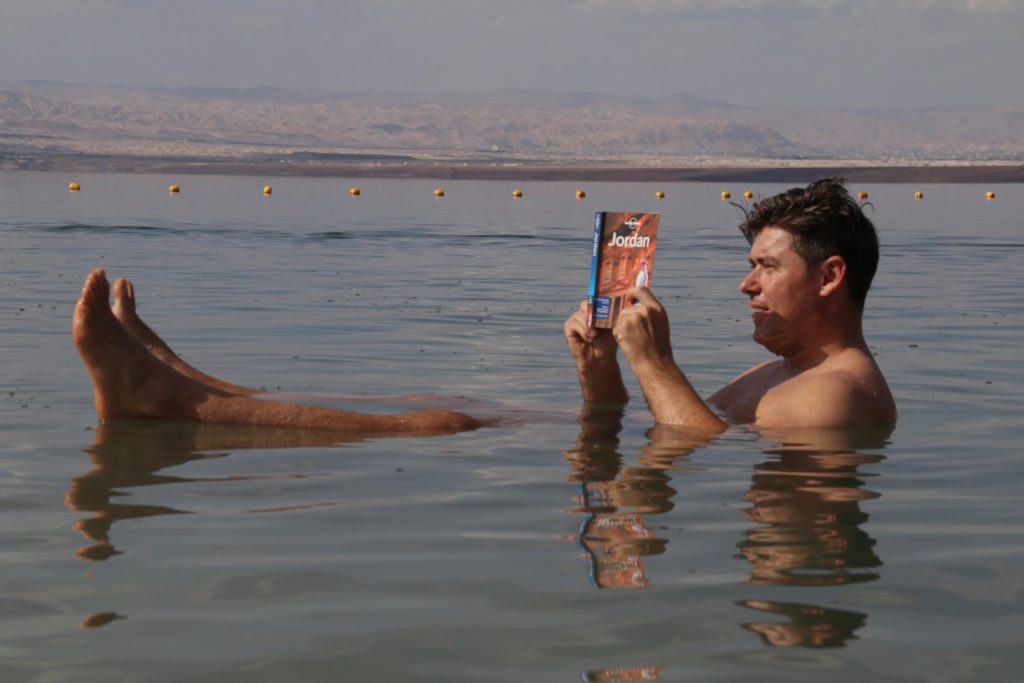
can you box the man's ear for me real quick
[818,255,847,298]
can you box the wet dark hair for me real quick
[738,177,879,310]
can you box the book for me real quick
[586,211,660,329]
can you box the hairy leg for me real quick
[74,269,481,435]
[111,277,258,396]
[109,276,501,414]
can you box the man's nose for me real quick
[739,271,758,294]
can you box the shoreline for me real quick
[4,150,1024,183]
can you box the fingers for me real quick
[563,314,586,342]
[564,301,594,345]
[614,288,658,335]
[625,286,662,309]
[611,311,633,345]
[613,287,671,359]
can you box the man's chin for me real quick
[752,330,786,356]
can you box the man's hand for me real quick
[613,287,675,371]
[563,301,628,404]
[564,301,618,367]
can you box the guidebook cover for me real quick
[587,211,660,329]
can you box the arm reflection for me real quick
[564,409,709,589]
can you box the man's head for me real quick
[738,178,879,311]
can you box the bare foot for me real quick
[111,276,256,396]
[73,269,205,420]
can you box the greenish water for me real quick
[1,172,1022,682]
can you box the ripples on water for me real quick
[0,173,1022,681]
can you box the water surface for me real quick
[1,172,1022,681]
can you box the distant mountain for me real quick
[1,81,1022,162]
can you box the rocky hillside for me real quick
[2,81,1022,162]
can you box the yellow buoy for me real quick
[168,184,180,194]
[655,191,665,199]
[858,191,869,200]
[743,191,753,200]
[512,189,523,198]
[721,191,731,200]
[68,182,81,192]
[263,185,272,195]
[576,190,586,199]
[985,191,996,200]
[914,191,924,200]
[434,188,445,197]
[350,187,361,196]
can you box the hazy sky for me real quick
[2,0,1022,110]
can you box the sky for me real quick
[2,0,1023,110]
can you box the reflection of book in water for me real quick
[586,211,660,329]
[575,482,654,589]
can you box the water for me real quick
[1,172,1022,682]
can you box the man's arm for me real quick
[563,301,629,405]
[613,287,727,433]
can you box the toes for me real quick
[81,269,110,306]
[112,277,133,314]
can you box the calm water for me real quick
[1,171,1022,682]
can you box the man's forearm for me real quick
[577,357,629,405]
[631,357,726,432]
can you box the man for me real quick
[564,178,896,432]
[73,269,481,435]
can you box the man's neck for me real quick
[781,314,866,375]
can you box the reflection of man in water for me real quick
[569,462,674,589]
[735,426,888,648]
[739,443,882,587]
[739,600,867,649]
[565,178,896,431]
[563,413,686,590]
[565,412,887,655]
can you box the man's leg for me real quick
[110,276,484,410]
[73,269,480,435]
[111,277,258,396]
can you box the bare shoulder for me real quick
[709,360,777,405]
[756,349,896,428]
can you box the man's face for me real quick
[739,227,821,357]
